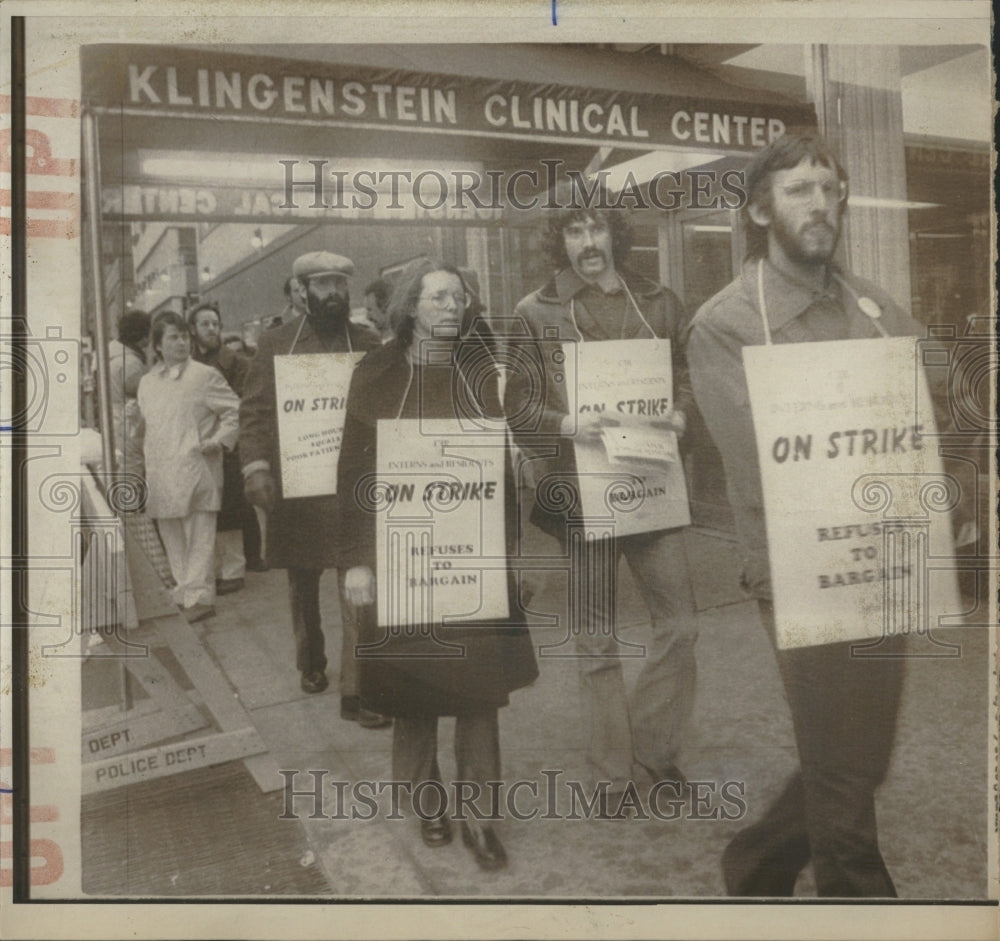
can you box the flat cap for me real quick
[293,251,355,280]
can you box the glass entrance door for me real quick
[678,208,740,532]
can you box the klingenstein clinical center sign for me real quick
[83,46,815,152]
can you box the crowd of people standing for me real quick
[101,132,964,890]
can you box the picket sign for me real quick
[565,339,691,536]
[744,337,960,649]
[274,352,362,498]
[375,418,509,630]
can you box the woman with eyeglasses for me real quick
[337,258,538,871]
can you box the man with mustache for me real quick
[687,133,924,896]
[239,252,389,728]
[506,198,698,799]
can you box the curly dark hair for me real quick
[542,206,634,271]
[742,131,849,260]
[117,309,150,350]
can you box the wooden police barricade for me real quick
[564,339,691,537]
[79,474,281,795]
[372,418,509,638]
[744,336,961,649]
[78,472,210,764]
[274,352,363,498]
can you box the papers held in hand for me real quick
[600,425,679,467]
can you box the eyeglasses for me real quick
[419,291,469,310]
[777,179,848,205]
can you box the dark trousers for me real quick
[242,502,262,564]
[725,600,903,897]
[392,710,500,818]
[287,567,359,695]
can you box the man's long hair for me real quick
[742,131,849,260]
[542,206,634,271]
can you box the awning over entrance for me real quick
[84,44,811,151]
[85,44,815,227]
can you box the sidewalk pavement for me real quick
[82,527,990,898]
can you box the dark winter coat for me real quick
[337,337,538,717]
[239,314,380,568]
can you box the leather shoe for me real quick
[420,814,452,848]
[340,695,360,720]
[359,708,392,729]
[300,671,329,694]
[341,696,391,728]
[246,558,269,572]
[460,821,508,871]
[216,577,245,595]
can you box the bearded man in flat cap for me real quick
[240,252,389,727]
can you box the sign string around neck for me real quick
[568,277,656,342]
[287,314,354,355]
[756,258,890,344]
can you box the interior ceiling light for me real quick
[138,151,483,187]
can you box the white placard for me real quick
[375,419,509,628]
[744,337,961,649]
[564,339,691,536]
[273,352,363,498]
